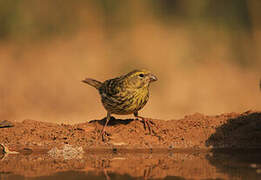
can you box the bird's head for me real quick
[123,69,158,89]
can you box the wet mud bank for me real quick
[0,111,261,179]
[0,111,260,153]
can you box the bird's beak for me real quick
[149,73,158,82]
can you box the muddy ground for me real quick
[0,111,260,179]
[0,110,260,152]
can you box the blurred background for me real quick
[0,0,260,123]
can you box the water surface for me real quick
[1,150,260,180]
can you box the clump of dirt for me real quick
[0,111,260,153]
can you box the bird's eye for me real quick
[138,73,144,78]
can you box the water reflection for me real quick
[0,150,260,180]
[207,149,261,180]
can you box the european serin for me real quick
[82,69,157,140]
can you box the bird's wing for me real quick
[100,78,121,97]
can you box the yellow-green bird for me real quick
[82,69,158,140]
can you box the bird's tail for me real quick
[82,78,102,89]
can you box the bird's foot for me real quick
[99,130,110,142]
[136,116,156,135]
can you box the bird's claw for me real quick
[136,116,155,135]
[100,130,110,142]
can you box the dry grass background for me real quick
[0,1,260,123]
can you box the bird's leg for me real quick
[100,112,111,141]
[134,112,154,134]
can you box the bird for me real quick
[82,69,158,140]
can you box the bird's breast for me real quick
[100,88,149,115]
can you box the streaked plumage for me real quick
[82,69,157,140]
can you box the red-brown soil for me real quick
[1,111,260,152]
[0,111,260,179]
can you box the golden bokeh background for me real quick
[0,0,260,123]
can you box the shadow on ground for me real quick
[89,116,134,126]
[205,112,261,180]
[206,112,261,148]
